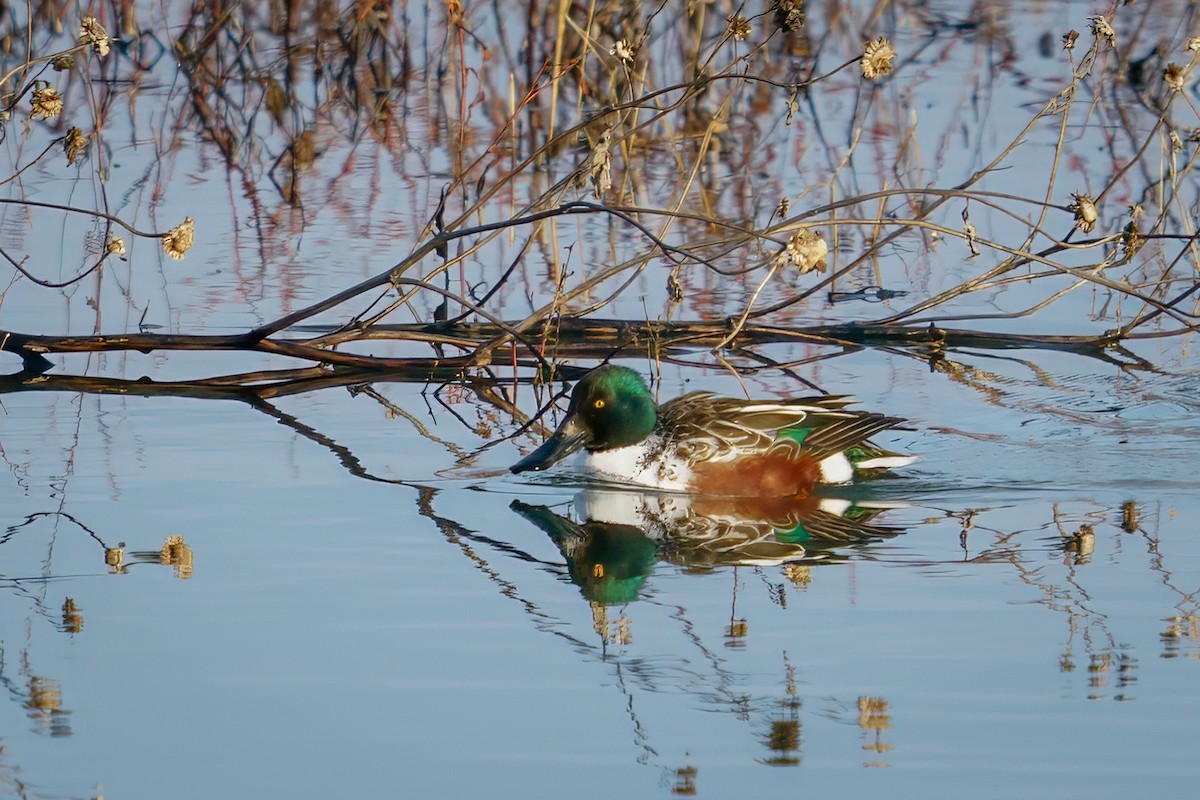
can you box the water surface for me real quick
[2,1,1199,797]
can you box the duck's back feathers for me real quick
[657,392,903,465]
[777,411,908,462]
[657,393,854,461]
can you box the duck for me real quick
[510,364,916,496]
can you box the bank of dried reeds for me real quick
[1,1,1197,400]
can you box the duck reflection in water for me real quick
[511,491,904,605]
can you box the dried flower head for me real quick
[61,598,84,634]
[64,126,87,165]
[1188,37,1200,53]
[1069,192,1098,234]
[162,217,195,260]
[1089,16,1115,48]
[1067,525,1095,559]
[105,545,124,571]
[105,236,126,256]
[1062,30,1078,50]
[1169,129,1183,153]
[782,229,828,273]
[783,563,811,588]
[160,535,193,579]
[764,719,800,758]
[963,219,980,257]
[785,84,799,124]
[858,696,892,730]
[51,55,75,71]
[1164,63,1186,92]
[28,676,63,712]
[79,16,111,57]
[585,127,614,198]
[727,14,751,42]
[861,37,895,80]
[771,0,805,32]
[610,38,635,66]
[1121,219,1143,260]
[666,271,684,302]
[30,85,64,120]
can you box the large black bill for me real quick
[510,416,588,473]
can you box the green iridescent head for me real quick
[510,365,657,473]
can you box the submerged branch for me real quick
[0,316,1151,384]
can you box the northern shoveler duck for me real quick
[510,365,916,496]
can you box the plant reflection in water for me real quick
[509,489,908,775]
[0,511,195,749]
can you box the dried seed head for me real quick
[861,37,895,80]
[64,126,87,165]
[782,229,828,274]
[963,219,980,257]
[1169,130,1183,153]
[30,85,63,120]
[1121,219,1143,260]
[858,696,892,731]
[775,197,790,219]
[160,535,193,579]
[771,1,805,32]
[1069,192,1098,234]
[1063,30,1078,50]
[162,217,195,260]
[1069,526,1095,558]
[783,563,810,589]
[1089,16,1115,48]
[79,16,111,57]
[666,271,684,302]
[266,79,288,124]
[785,85,799,124]
[105,545,124,571]
[1187,37,1200,52]
[61,598,84,633]
[1164,63,1186,92]
[106,236,126,256]
[588,128,613,198]
[610,38,635,66]
[28,676,63,712]
[727,14,751,42]
[51,55,75,71]
[616,615,631,645]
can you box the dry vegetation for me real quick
[0,0,1198,398]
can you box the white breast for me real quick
[582,437,693,492]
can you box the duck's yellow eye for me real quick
[594,399,606,410]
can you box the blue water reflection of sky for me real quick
[4,376,1200,796]
[4,0,1200,796]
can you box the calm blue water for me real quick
[3,0,1200,797]
[3,357,1198,797]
